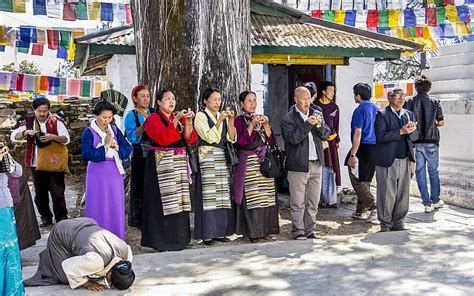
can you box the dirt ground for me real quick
[64,174,379,255]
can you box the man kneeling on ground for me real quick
[24,217,135,291]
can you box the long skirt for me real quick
[235,155,279,239]
[128,155,146,228]
[85,159,125,240]
[0,207,24,296]
[141,151,191,251]
[194,147,235,240]
[323,139,341,186]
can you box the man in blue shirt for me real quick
[345,83,378,222]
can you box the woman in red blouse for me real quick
[141,90,198,251]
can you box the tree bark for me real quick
[131,0,251,111]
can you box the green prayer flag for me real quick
[0,0,13,12]
[76,2,88,20]
[59,78,67,95]
[436,7,446,25]
[59,30,70,50]
[435,0,443,6]
[408,26,416,37]
[81,80,91,97]
[378,10,389,28]
[323,11,335,22]
[17,46,29,53]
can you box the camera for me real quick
[34,132,51,148]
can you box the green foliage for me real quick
[1,60,41,75]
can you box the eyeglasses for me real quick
[390,94,405,99]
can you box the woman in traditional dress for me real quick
[0,143,24,296]
[232,91,280,243]
[194,87,237,245]
[81,100,132,240]
[141,90,198,251]
[124,85,152,228]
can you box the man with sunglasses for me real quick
[24,217,135,291]
[375,89,417,232]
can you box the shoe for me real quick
[366,210,377,223]
[306,234,316,239]
[433,200,445,209]
[203,240,214,245]
[213,237,230,243]
[295,234,307,240]
[39,219,53,227]
[379,226,391,232]
[249,238,259,243]
[424,205,434,213]
[352,211,369,220]
[391,225,408,231]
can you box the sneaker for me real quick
[433,200,445,209]
[379,226,391,232]
[352,211,369,220]
[295,234,307,240]
[366,210,378,223]
[424,205,434,213]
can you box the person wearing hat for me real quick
[24,217,135,291]
[11,95,70,227]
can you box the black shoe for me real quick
[249,238,259,243]
[391,225,408,231]
[213,237,230,243]
[306,234,316,239]
[203,240,214,245]
[379,226,391,232]
[39,219,53,227]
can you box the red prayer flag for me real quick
[39,76,49,91]
[63,3,76,21]
[47,30,59,50]
[367,10,378,28]
[125,4,133,24]
[16,74,25,91]
[311,10,323,18]
[443,0,454,5]
[426,7,437,27]
[415,27,424,37]
[31,43,44,56]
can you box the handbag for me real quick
[224,140,239,167]
[320,146,337,205]
[36,141,69,173]
[260,142,284,178]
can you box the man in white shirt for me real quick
[11,95,70,227]
[281,87,330,240]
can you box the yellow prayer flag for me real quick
[34,76,40,93]
[67,42,76,61]
[334,10,345,24]
[374,83,384,99]
[13,0,26,13]
[0,26,6,45]
[426,0,435,4]
[445,5,459,24]
[396,27,404,38]
[88,2,101,20]
[388,9,401,28]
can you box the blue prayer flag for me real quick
[33,0,46,15]
[57,48,68,59]
[344,10,357,26]
[101,3,114,21]
[404,8,416,27]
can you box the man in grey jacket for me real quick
[281,87,330,240]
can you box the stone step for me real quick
[410,180,474,210]
[429,79,474,95]
[423,64,474,82]
[438,42,474,56]
[429,52,474,69]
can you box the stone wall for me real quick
[0,98,96,174]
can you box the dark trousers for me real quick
[31,168,68,222]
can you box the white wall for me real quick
[251,64,265,114]
[335,57,375,187]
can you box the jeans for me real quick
[415,143,440,206]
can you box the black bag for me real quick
[260,142,284,178]
[187,144,199,174]
[224,140,239,167]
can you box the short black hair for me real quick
[414,75,432,93]
[320,81,335,93]
[303,82,317,98]
[92,99,117,116]
[32,95,51,110]
[238,91,256,103]
[200,87,220,107]
[110,261,135,290]
[155,89,173,102]
[353,83,372,101]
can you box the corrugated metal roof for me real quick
[250,14,412,51]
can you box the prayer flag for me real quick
[415,8,426,26]
[367,10,378,28]
[436,7,446,25]
[0,0,13,12]
[404,8,416,27]
[443,0,455,5]
[114,3,125,22]
[426,7,437,27]
[445,5,459,24]
[57,48,68,59]
[415,26,424,37]
[323,10,335,22]
[12,0,25,13]
[17,44,29,53]
[440,23,456,36]
[31,44,44,56]
[0,45,4,52]
[63,2,76,21]
[0,72,11,89]
[47,30,59,50]
[36,29,47,45]
[33,0,47,15]
[59,30,71,50]
[388,9,401,28]
[334,10,345,24]
[101,3,114,21]
[378,10,389,28]
[406,83,413,96]
[16,74,25,91]
[374,83,384,99]
[10,72,17,90]
[67,41,75,61]
[344,10,357,26]
[435,0,444,6]
[125,4,133,24]
[39,76,49,91]
[76,1,88,20]
[58,78,67,94]
[81,80,91,97]
[67,79,81,96]
[48,77,60,95]
[23,75,36,92]
[311,10,323,18]
[46,0,62,19]
[88,1,100,20]
[457,5,470,23]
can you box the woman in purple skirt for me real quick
[81,100,132,239]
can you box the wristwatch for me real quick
[350,154,355,158]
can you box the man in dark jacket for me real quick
[404,75,445,213]
[281,87,330,240]
[375,89,417,232]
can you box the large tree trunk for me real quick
[131,1,251,111]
